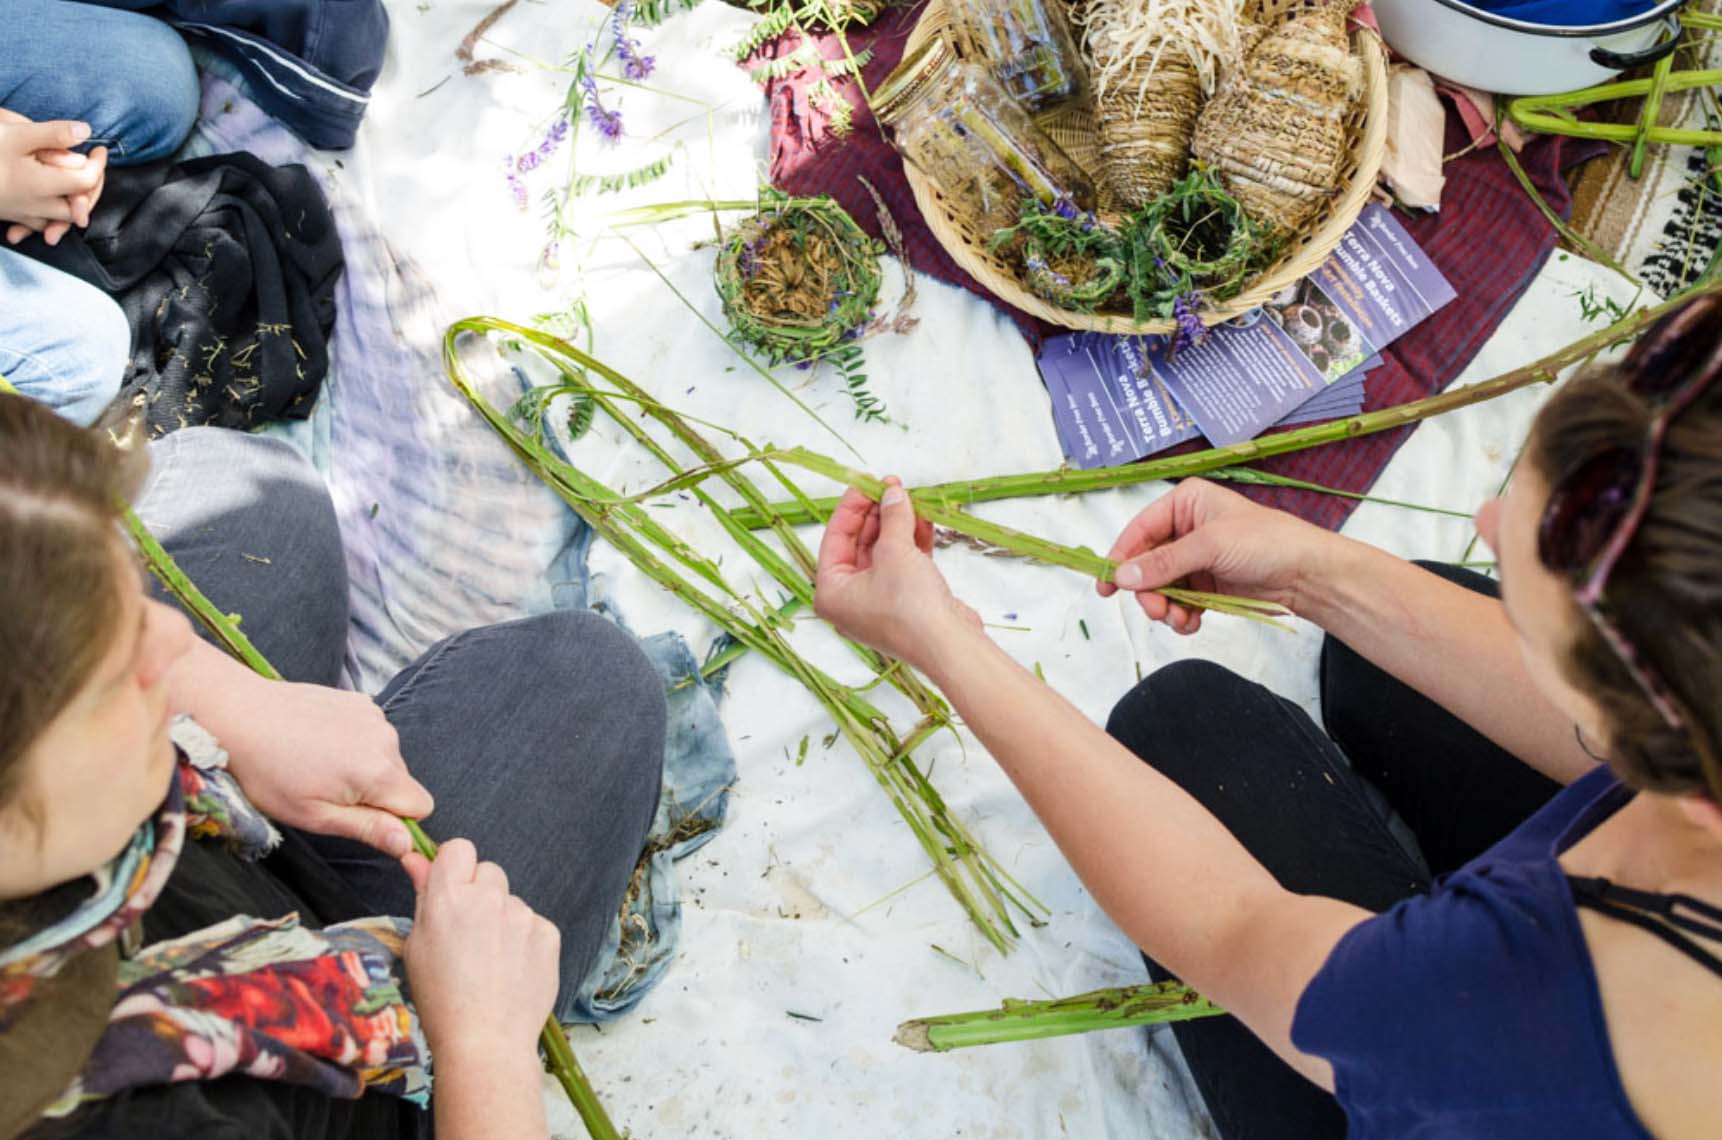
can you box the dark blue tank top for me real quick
[1291,766,1654,1139]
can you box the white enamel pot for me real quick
[1372,0,1684,96]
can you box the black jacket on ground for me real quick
[22,152,343,437]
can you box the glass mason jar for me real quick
[875,36,1095,238]
[946,0,1088,114]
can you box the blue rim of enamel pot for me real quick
[1423,0,1683,37]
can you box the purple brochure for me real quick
[1151,204,1455,447]
[1041,332,1202,468]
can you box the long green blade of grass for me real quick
[895,981,1226,1052]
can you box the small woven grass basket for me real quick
[901,0,1388,334]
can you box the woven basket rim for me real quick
[901,0,1390,335]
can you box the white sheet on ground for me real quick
[312,3,1645,1134]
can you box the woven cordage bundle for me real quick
[1192,1,1362,237]
[1080,0,1242,210]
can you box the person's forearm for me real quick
[432,1044,551,1140]
[164,633,273,740]
[1296,538,1593,784]
[916,622,1358,1072]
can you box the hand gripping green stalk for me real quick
[0,378,624,1140]
[399,820,621,1140]
[760,447,1295,631]
[894,981,1226,1052]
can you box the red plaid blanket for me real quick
[762,6,1603,530]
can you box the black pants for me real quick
[1105,564,1562,1139]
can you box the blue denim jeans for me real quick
[0,248,131,425]
[0,0,200,423]
[1,0,199,163]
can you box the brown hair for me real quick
[0,395,145,807]
[1529,299,1722,803]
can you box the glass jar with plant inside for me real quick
[946,0,1089,115]
[875,36,1096,239]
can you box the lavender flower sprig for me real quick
[580,56,625,143]
[505,157,529,210]
[1171,291,1207,354]
[516,116,570,173]
[612,0,656,81]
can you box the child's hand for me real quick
[0,109,106,245]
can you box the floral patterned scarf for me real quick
[0,723,430,1118]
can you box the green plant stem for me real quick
[894,981,1226,1052]
[1509,70,1722,147]
[497,319,950,723]
[123,508,285,681]
[1629,50,1677,179]
[728,281,1722,527]
[0,370,626,1139]
[762,447,1293,629]
[607,197,815,227]
[1497,108,1640,287]
[119,494,621,1138]
[444,320,1038,950]
[1205,468,1474,519]
[696,598,805,682]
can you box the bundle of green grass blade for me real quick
[714,193,884,366]
[988,166,1273,322]
[1124,163,1274,322]
[989,200,1129,312]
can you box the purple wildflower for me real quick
[504,157,528,210]
[580,65,624,143]
[516,116,570,173]
[1025,253,1072,292]
[612,1,656,81]
[1171,291,1207,354]
[737,236,762,277]
[1051,197,1078,221]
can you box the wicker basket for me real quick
[902,0,1389,334]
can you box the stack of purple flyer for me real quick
[1038,204,1456,469]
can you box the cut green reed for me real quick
[398,820,621,1140]
[133,554,621,1140]
[444,318,1044,952]
[894,980,1226,1052]
[724,279,1722,528]
[471,318,955,729]
[1204,467,1473,520]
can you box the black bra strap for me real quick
[1567,875,1722,980]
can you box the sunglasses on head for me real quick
[1536,295,1722,734]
